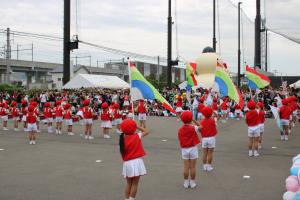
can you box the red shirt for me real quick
[200,118,217,138]
[279,105,292,120]
[83,107,93,119]
[235,104,241,110]
[27,112,37,124]
[258,110,265,124]
[176,100,183,107]
[43,107,53,118]
[220,102,228,110]
[121,133,146,161]
[21,107,27,116]
[101,109,111,121]
[178,125,200,148]
[114,109,122,119]
[245,110,260,126]
[11,107,19,117]
[212,102,218,111]
[0,108,8,116]
[64,110,72,119]
[290,102,298,111]
[197,103,205,113]
[54,106,63,117]
[138,103,147,113]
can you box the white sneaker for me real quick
[88,136,94,140]
[280,135,285,141]
[206,165,214,172]
[32,140,36,145]
[183,180,189,189]
[68,132,74,136]
[203,164,208,171]
[29,141,33,145]
[248,150,253,157]
[253,151,259,157]
[3,127,9,131]
[14,128,19,131]
[103,134,111,139]
[288,130,291,134]
[58,130,62,135]
[55,129,59,134]
[285,135,289,141]
[84,135,89,140]
[190,180,197,188]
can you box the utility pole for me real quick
[6,28,11,84]
[213,0,217,52]
[265,29,268,71]
[167,0,178,88]
[16,44,19,60]
[238,2,242,88]
[31,43,34,62]
[254,0,261,68]
[63,0,71,85]
[157,56,160,85]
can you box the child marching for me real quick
[119,119,149,200]
[113,103,123,134]
[82,99,94,140]
[64,103,74,136]
[54,100,64,135]
[100,102,112,139]
[178,111,201,189]
[1,102,9,131]
[27,105,38,145]
[137,99,147,128]
[43,102,54,133]
[10,101,20,131]
[21,100,28,131]
[279,98,292,141]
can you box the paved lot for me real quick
[0,117,299,200]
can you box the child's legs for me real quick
[189,159,197,180]
[14,119,18,128]
[253,137,259,150]
[248,137,254,150]
[202,148,208,164]
[85,124,88,135]
[88,124,92,135]
[183,160,190,179]
[3,120,7,127]
[29,132,33,140]
[125,177,133,199]
[259,132,263,144]
[68,125,72,132]
[129,176,140,198]
[283,125,289,135]
[207,148,214,164]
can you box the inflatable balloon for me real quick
[295,193,300,200]
[283,191,296,200]
[291,167,300,176]
[293,163,300,168]
[293,155,300,163]
[286,178,300,192]
[286,176,299,183]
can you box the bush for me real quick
[0,84,22,94]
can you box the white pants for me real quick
[202,137,216,148]
[181,146,199,160]
[248,126,260,137]
[27,123,37,132]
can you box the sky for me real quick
[0,0,299,75]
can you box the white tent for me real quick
[290,80,300,89]
[62,74,129,89]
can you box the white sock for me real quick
[129,197,135,200]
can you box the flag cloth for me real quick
[129,62,176,114]
[186,62,197,90]
[270,105,283,131]
[215,63,244,107]
[246,65,271,89]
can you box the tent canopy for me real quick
[62,74,129,89]
[290,80,300,89]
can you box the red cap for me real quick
[21,100,27,105]
[64,103,71,109]
[44,102,50,107]
[114,103,120,109]
[180,111,193,123]
[139,99,144,102]
[31,101,38,107]
[282,98,288,105]
[28,105,35,112]
[247,101,256,110]
[83,99,90,106]
[11,101,17,107]
[56,100,62,105]
[120,119,137,135]
[213,98,218,102]
[257,102,264,109]
[101,102,108,109]
[202,106,213,118]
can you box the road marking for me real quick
[162,139,167,142]
[0,149,5,151]
[272,146,277,149]
[95,160,102,163]
[243,175,251,179]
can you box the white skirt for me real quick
[101,120,112,128]
[122,158,147,178]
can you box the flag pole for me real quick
[127,58,135,120]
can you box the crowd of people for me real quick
[0,86,299,200]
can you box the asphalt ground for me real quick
[0,117,299,200]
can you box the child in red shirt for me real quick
[64,103,74,136]
[113,103,123,134]
[119,119,149,200]
[220,98,228,123]
[100,102,112,139]
[21,100,28,131]
[27,105,38,145]
[1,102,9,131]
[234,104,242,120]
[10,101,19,131]
[43,102,54,133]
[197,98,205,120]
[136,99,147,128]
[82,99,94,140]
[245,101,260,157]
[257,102,265,148]
[54,100,64,134]
[178,111,201,189]
[200,106,218,172]
[279,98,292,141]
